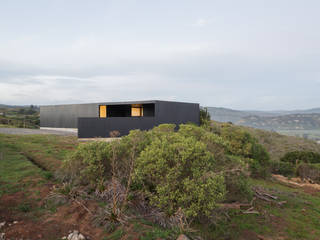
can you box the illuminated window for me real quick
[99,105,107,118]
[131,104,143,117]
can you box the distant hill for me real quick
[206,107,280,123]
[206,106,320,141]
[237,113,320,131]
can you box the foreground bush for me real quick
[62,141,111,186]
[62,123,256,220]
[133,132,226,218]
[217,123,271,178]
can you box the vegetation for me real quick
[3,119,320,239]
[200,107,211,126]
[62,123,271,226]
[0,105,39,128]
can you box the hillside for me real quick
[237,113,320,130]
[211,121,320,161]
[0,105,39,128]
[2,124,320,239]
[206,107,320,141]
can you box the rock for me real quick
[177,234,189,240]
[13,221,18,224]
[67,230,86,240]
[62,236,67,240]
[0,222,5,229]
[78,234,85,240]
[0,233,5,240]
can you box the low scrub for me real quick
[62,123,270,222]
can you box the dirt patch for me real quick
[272,174,320,194]
[1,191,107,240]
[44,200,106,239]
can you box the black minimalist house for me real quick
[40,100,200,138]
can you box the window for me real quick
[99,105,107,118]
[131,104,143,117]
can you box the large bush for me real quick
[270,161,296,177]
[133,132,226,218]
[62,123,256,220]
[219,123,270,178]
[281,151,320,165]
[62,141,112,186]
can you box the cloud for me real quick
[192,18,209,27]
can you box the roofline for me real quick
[40,100,199,107]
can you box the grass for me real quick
[197,178,320,240]
[0,138,44,197]
[1,130,320,239]
[0,133,77,172]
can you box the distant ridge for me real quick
[206,106,320,141]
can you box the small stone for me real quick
[67,233,74,240]
[13,221,18,224]
[177,234,189,240]
[0,222,5,229]
[78,233,86,240]
[0,233,5,240]
[62,237,67,240]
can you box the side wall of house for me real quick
[78,117,156,138]
[40,104,99,128]
[155,101,200,126]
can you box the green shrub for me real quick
[61,123,259,220]
[200,107,211,126]
[133,132,226,218]
[270,161,296,177]
[296,163,320,183]
[224,171,252,203]
[219,124,270,178]
[63,141,112,186]
[281,151,320,165]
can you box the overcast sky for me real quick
[0,0,319,110]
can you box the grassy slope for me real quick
[0,133,177,239]
[212,121,320,161]
[0,134,77,172]
[2,130,320,239]
[0,137,45,198]
[203,178,320,240]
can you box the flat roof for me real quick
[40,100,199,107]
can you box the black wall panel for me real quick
[78,117,156,138]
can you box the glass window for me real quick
[99,105,107,118]
[131,104,143,117]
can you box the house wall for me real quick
[78,117,156,138]
[156,101,200,126]
[40,100,200,137]
[40,103,99,128]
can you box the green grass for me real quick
[0,138,44,197]
[198,178,320,240]
[0,133,77,172]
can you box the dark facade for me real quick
[40,100,200,138]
